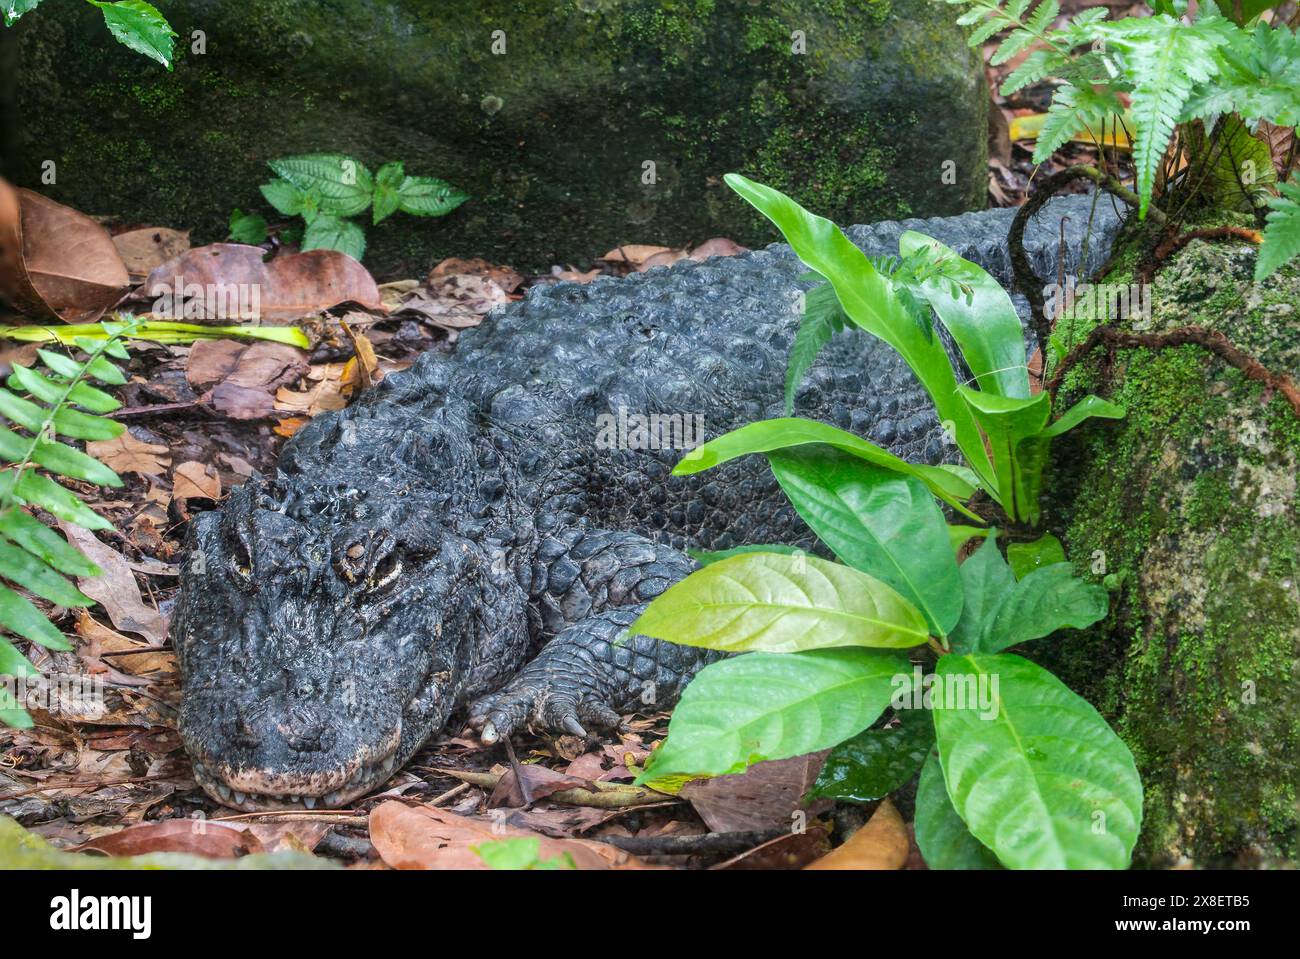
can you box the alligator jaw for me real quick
[189,726,404,811]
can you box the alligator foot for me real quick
[465,606,721,744]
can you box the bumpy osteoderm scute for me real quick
[174,196,1121,810]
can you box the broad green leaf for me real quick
[1006,532,1066,579]
[0,637,39,678]
[0,679,32,729]
[302,215,367,263]
[932,654,1143,869]
[259,179,309,217]
[983,563,1108,653]
[947,533,1016,656]
[0,540,89,607]
[1036,395,1125,439]
[767,446,963,635]
[8,473,112,531]
[958,387,1051,522]
[686,544,803,566]
[947,524,991,554]
[630,552,930,652]
[899,231,1030,399]
[638,648,909,783]
[914,748,1001,869]
[1,1,44,27]
[0,509,99,577]
[50,407,124,442]
[89,1,176,69]
[0,582,71,650]
[673,418,980,518]
[807,706,934,803]
[784,283,847,415]
[472,837,575,871]
[397,176,470,217]
[724,174,995,489]
[269,155,374,218]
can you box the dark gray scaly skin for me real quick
[173,195,1122,810]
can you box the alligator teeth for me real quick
[233,791,246,805]
[303,796,317,809]
[289,795,300,804]
[216,783,232,802]
[324,791,342,807]
[382,755,395,772]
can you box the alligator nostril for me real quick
[228,716,262,748]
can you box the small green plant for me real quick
[235,154,469,263]
[942,0,1300,280]
[0,319,139,727]
[2,1,176,68]
[471,838,576,870]
[629,177,1141,869]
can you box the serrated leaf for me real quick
[89,1,177,69]
[228,209,269,245]
[932,653,1142,869]
[638,648,909,783]
[808,707,934,803]
[784,283,846,415]
[301,215,367,263]
[767,446,963,635]
[373,163,405,225]
[0,509,100,578]
[259,179,308,217]
[0,582,71,650]
[268,155,374,218]
[396,176,469,217]
[630,552,930,652]
[914,749,1002,869]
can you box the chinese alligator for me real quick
[174,196,1122,809]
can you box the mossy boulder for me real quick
[1040,235,1300,868]
[0,0,986,277]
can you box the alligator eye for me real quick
[367,553,403,593]
[230,541,253,581]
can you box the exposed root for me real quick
[1046,324,1300,417]
[1136,225,1263,285]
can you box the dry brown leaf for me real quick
[58,523,168,646]
[112,227,191,278]
[86,432,171,476]
[75,820,265,859]
[172,461,221,502]
[395,273,512,331]
[0,178,131,323]
[367,800,646,870]
[639,248,689,271]
[680,752,831,832]
[549,265,602,284]
[599,244,675,268]
[274,363,349,416]
[75,609,175,677]
[804,799,909,870]
[427,257,523,293]
[207,342,311,420]
[688,237,748,260]
[140,243,383,323]
[273,416,311,438]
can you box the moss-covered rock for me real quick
[0,0,986,277]
[1040,236,1300,868]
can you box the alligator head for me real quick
[174,470,482,810]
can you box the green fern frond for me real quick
[1183,22,1300,127]
[1033,83,1125,164]
[1256,180,1300,282]
[943,0,1074,55]
[1092,14,1231,218]
[0,319,138,727]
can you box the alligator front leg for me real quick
[466,528,723,743]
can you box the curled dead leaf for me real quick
[86,432,171,477]
[0,178,131,323]
[804,798,909,870]
[75,820,265,859]
[112,227,191,279]
[139,243,383,323]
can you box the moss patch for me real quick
[1039,236,1300,867]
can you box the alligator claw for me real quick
[560,715,588,739]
